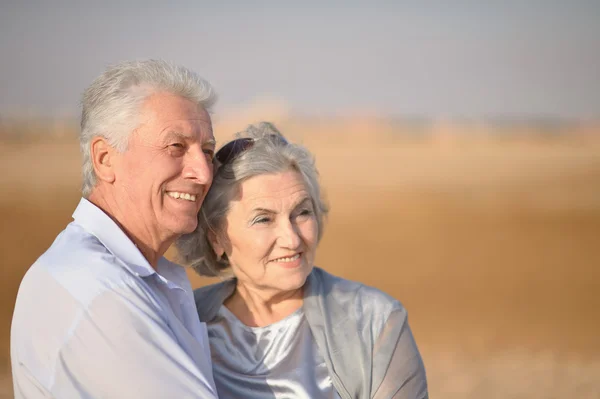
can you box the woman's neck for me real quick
[224,283,304,327]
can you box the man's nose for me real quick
[182,151,213,184]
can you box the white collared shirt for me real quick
[11,198,218,398]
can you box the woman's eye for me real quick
[298,208,313,217]
[252,216,271,225]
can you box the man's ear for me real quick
[91,136,116,184]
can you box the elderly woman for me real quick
[177,122,428,399]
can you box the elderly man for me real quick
[11,60,219,398]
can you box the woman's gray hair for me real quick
[176,122,328,277]
[80,59,216,197]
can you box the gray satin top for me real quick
[207,305,341,399]
[195,268,428,399]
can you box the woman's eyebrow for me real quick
[248,197,311,214]
[294,197,312,208]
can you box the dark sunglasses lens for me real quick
[273,135,288,145]
[215,138,254,164]
[215,134,288,164]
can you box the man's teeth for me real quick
[166,191,197,202]
[273,254,300,263]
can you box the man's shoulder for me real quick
[11,223,161,392]
[20,222,144,307]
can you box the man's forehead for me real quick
[141,93,212,124]
[160,113,212,126]
[160,116,212,128]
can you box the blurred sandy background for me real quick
[2,115,599,398]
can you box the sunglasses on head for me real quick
[215,134,289,164]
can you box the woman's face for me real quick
[213,170,318,296]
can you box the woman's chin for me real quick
[275,264,312,291]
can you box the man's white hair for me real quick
[80,59,216,196]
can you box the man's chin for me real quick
[179,220,199,235]
[165,217,199,237]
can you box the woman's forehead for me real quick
[232,171,310,211]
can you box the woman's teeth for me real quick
[273,254,300,263]
[167,191,197,202]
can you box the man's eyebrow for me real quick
[164,131,194,141]
[164,131,216,146]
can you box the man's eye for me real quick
[204,149,215,160]
[170,143,185,149]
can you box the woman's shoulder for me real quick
[308,267,406,323]
[312,267,401,302]
[193,279,237,322]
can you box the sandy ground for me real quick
[1,121,599,397]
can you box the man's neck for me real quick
[87,190,170,269]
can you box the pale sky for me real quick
[1,0,599,119]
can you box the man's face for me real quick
[112,92,215,244]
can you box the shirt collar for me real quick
[72,198,158,279]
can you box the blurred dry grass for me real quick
[1,117,599,398]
